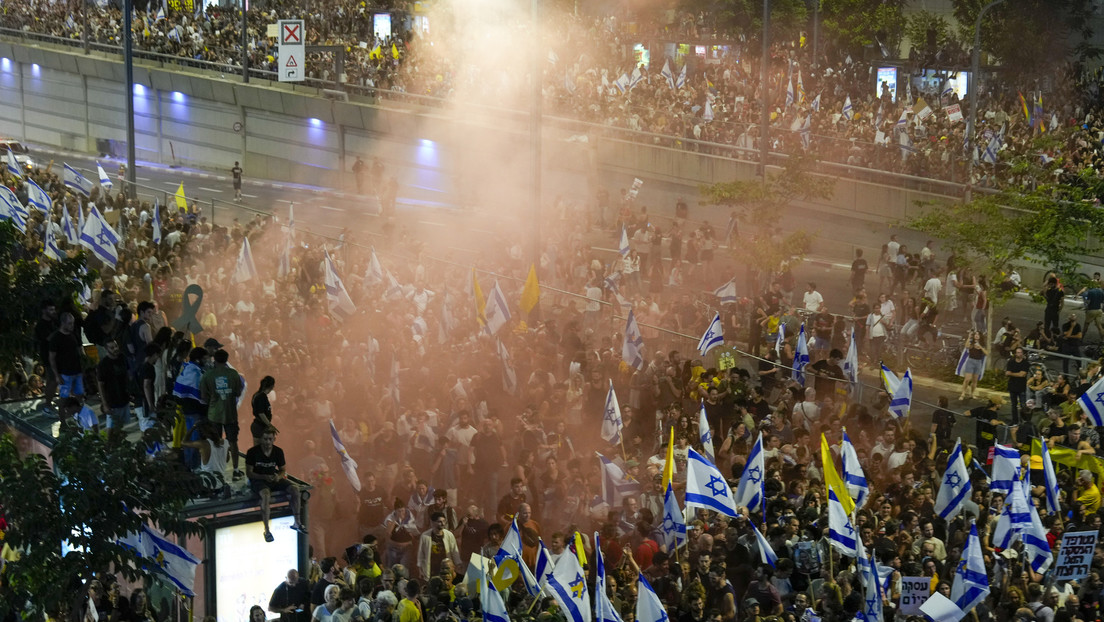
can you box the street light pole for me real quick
[759,0,770,181]
[530,0,542,270]
[964,0,1005,201]
[241,0,249,83]
[124,0,136,200]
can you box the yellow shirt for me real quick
[397,598,422,622]
[1079,484,1102,514]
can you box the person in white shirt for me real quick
[791,387,819,432]
[802,282,824,313]
[923,273,942,304]
[887,234,900,261]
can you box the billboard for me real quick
[876,67,897,102]
[215,516,298,622]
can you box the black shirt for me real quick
[358,487,386,527]
[968,406,999,451]
[809,360,845,398]
[932,407,956,442]
[1045,286,1064,311]
[252,391,273,426]
[97,355,130,408]
[34,317,58,364]
[851,258,869,284]
[138,361,157,410]
[1064,320,1083,347]
[1005,358,1030,393]
[48,330,82,375]
[269,579,310,622]
[246,445,286,478]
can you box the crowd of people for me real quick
[4,133,1104,622]
[4,1,1104,188]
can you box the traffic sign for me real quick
[277,19,305,83]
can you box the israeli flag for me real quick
[841,431,868,510]
[79,205,118,267]
[324,251,357,320]
[896,109,908,128]
[659,482,686,551]
[613,288,633,312]
[880,364,913,418]
[600,380,623,444]
[734,432,764,514]
[495,518,541,596]
[842,95,854,121]
[981,134,1001,164]
[635,572,670,622]
[62,164,93,198]
[118,524,200,596]
[993,478,1031,550]
[277,237,292,280]
[811,93,821,112]
[594,533,625,622]
[713,279,737,305]
[857,538,884,622]
[786,76,795,107]
[365,248,384,286]
[792,322,810,385]
[1078,375,1104,426]
[619,226,631,256]
[1023,489,1054,573]
[951,521,990,615]
[533,538,555,586]
[697,313,724,356]
[43,211,65,262]
[25,179,52,214]
[698,401,715,462]
[546,543,592,622]
[622,310,645,370]
[800,115,812,150]
[1041,438,1061,515]
[828,487,859,558]
[660,59,675,90]
[484,280,512,335]
[990,444,1021,495]
[676,64,687,89]
[481,556,511,622]
[231,237,259,283]
[935,439,972,521]
[388,354,400,408]
[0,186,25,232]
[703,99,714,122]
[6,149,22,178]
[597,452,641,507]
[384,270,404,302]
[97,163,113,190]
[329,419,361,492]
[686,447,738,517]
[151,199,162,246]
[750,521,778,568]
[629,67,644,90]
[60,204,77,245]
[497,338,518,396]
[955,347,986,381]
[842,329,859,394]
[941,80,954,98]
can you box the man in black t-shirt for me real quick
[850,249,869,293]
[231,161,243,201]
[251,375,277,446]
[967,397,1004,456]
[1005,347,1030,423]
[246,427,305,542]
[48,311,83,399]
[96,339,131,431]
[809,349,846,399]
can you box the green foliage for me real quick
[0,420,203,618]
[951,0,1100,78]
[903,11,960,54]
[0,221,92,372]
[820,0,907,56]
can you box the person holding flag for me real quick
[601,381,623,446]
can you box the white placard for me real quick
[1055,531,1098,581]
[898,576,931,615]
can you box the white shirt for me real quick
[803,290,824,312]
[923,276,942,303]
[887,239,900,259]
[586,286,602,312]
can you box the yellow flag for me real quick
[391,43,400,59]
[662,426,675,489]
[821,434,855,515]
[174,182,188,211]
[520,264,540,315]
[369,44,382,60]
[573,531,587,567]
[472,268,487,327]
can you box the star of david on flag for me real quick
[685,447,737,517]
[734,431,764,515]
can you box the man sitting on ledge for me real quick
[246,425,307,542]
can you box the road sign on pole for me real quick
[277,19,304,82]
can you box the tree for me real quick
[908,153,1104,352]
[0,221,92,373]
[903,10,960,57]
[820,0,908,58]
[0,419,204,618]
[699,153,835,290]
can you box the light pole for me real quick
[964,0,1005,200]
[241,0,249,83]
[124,0,136,200]
[759,0,770,181]
[530,0,541,269]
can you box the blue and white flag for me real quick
[481,556,511,622]
[935,439,972,521]
[43,211,64,261]
[546,543,591,622]
[842,328,859,395]
[118,524,200,596]
[231,237,259,283]
[828,487,858,558]
[60,204,77,245]
[1041,438,1061,515]
[751,521,778,568]
[954,347,986,381]
[619,226,631,256]
[675,64,687,89]
[993,478,1031,550]
[1023,491,1054,573]
[703,99,714,123]
[277,237,292,280]
[786,75,795,108]
[601,380,623,444]
[659,482,686,551]
[384,270,404,302]
[990,443,1021,495]
[79,205,118,267]
[151,200,162,246]
[880,365,913,418]
[1078,375,1104,426]
[629,67,644,90]
[951,522,989,615]
[286,203,295,239]
[594,533,625,622]
[811,93,821,112]
[685,447,738,517]
[324,251,357,320]
[635,573,670,622]
[5,149,22,178]
[981,134,1001,164]
[698,401,715,462]
[172,361,203,401]
[792,322,810,385]
[497,338,517,395]
[0,186,26,233]
[841,431,868,510]
[713,279,737,305]
[97,163,113,190]
[25,179,52,214]
[697,313,724,356]
[365,247,384,287]
[533,538,555,586]
[660,59,675,90]
[734,431,764,514]
[329,419,361,492]
[896,108,908,129]
[63,164,93,198]
[775,322,786,358]
[622,310,645,370]
[495,518,541,596]
[597,452,641,507]
[799,115,812,150]
[857,538,884,622]
[842,95,854,121]
[439,290,456,345]
[484,280,512,335]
